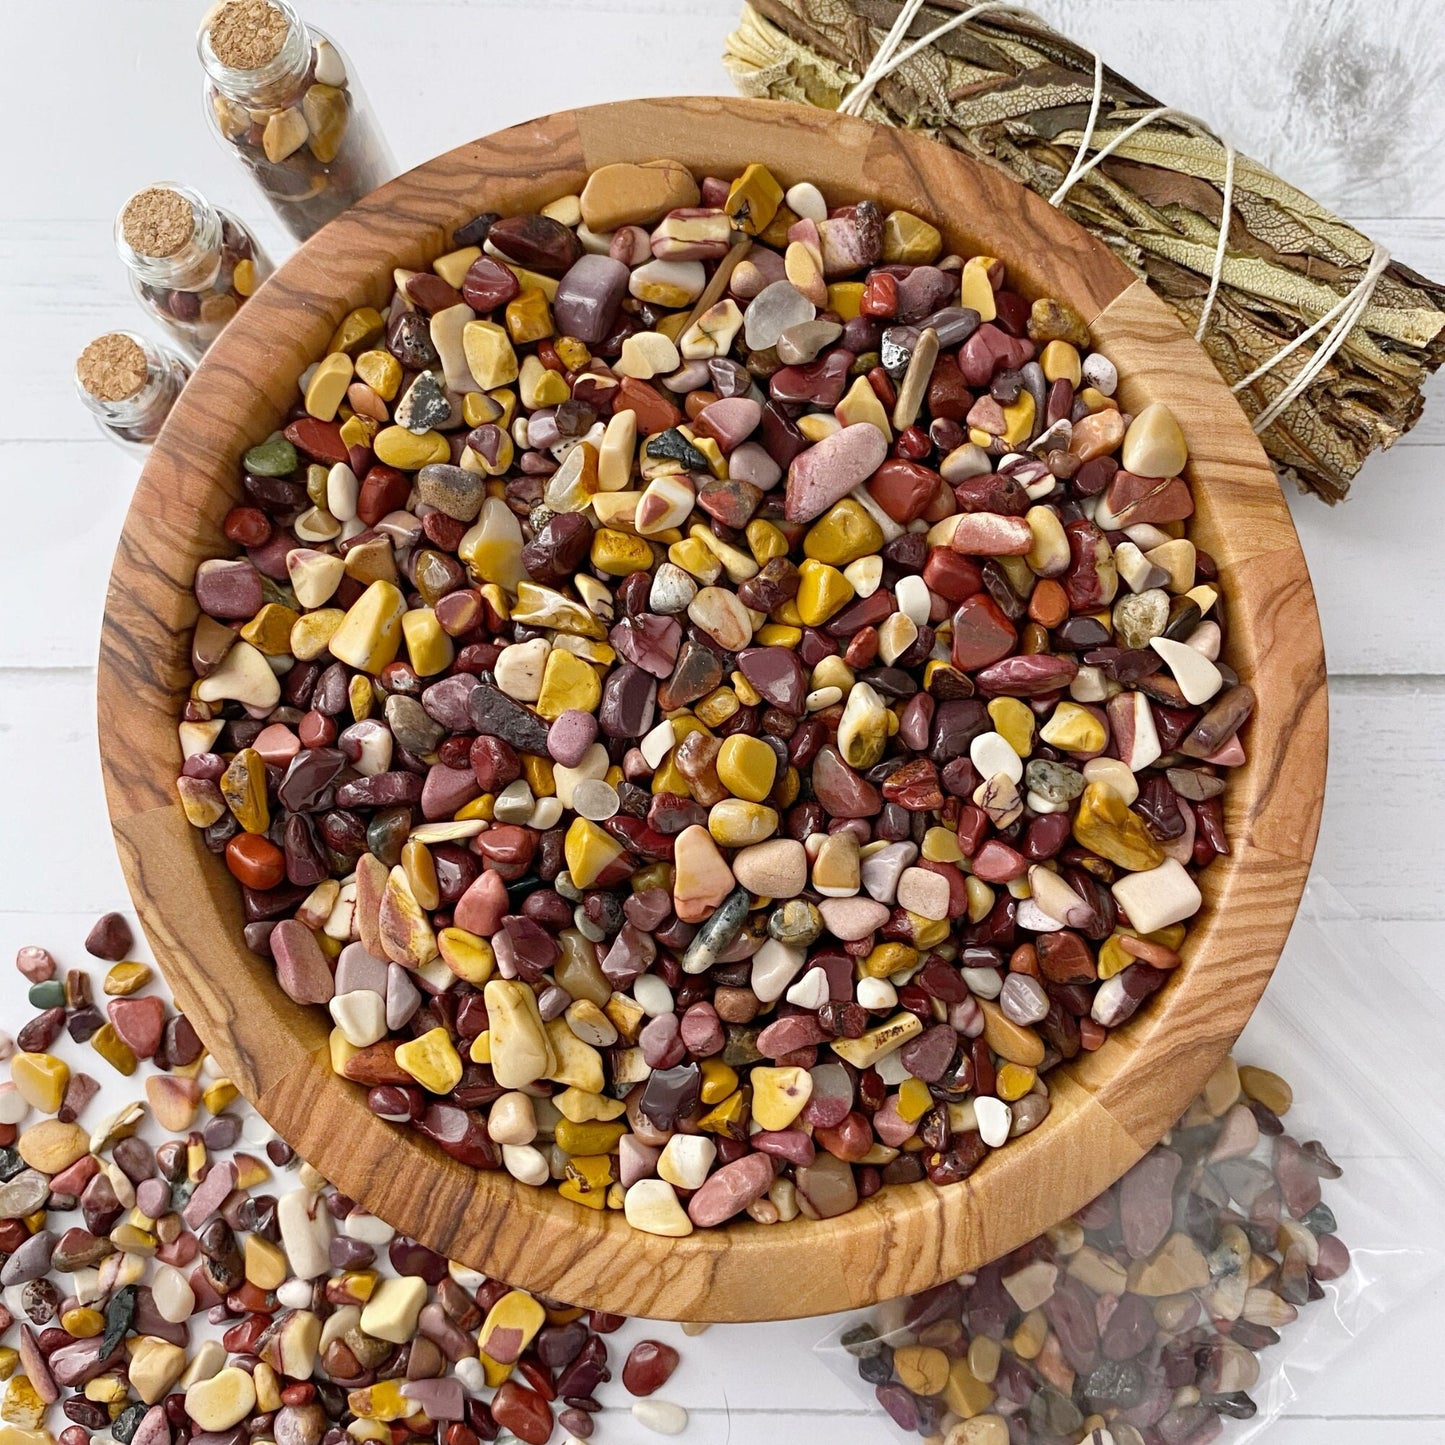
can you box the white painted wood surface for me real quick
[0,0,1441,1440]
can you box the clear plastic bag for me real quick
[815,878,1445,1442]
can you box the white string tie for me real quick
[841,1,1390,437]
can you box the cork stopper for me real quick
[77,334,149,403]
[208,0,289,69]
[120,187,195,258]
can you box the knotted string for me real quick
[839,0,1389,437]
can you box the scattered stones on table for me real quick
[175,158,1239,1232]
[1,914,686,1445]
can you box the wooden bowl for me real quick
[98,97,1326,1322]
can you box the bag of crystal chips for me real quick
[815,880,1445,1442]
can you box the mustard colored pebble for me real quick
[795,559,854,626]
[987,697,1035,757]
[535,649,602,721]
[803,499,884,567]
[1039,700,1107,754]
[716,734,778,803]
[102,962,152,996]
[10,1053,68,1114]
[373,426,449,469]
[394,1028,463,1095]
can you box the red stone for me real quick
[283,418,349,465]
[923,547,984,604]
[614,377,683,436]
[867,459,944,524]
[950,594,1017,670]
[490,1380,555,1445]
[622,1339,681,1397]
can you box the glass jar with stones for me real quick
[115,184,271,358]
[73,332,190,452]
[197,0,394,242]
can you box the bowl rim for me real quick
[97,96,1327,1322]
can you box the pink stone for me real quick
[421,764,482,822]
[252,724,300,767]
[694,397,762,453]
[453,869,508,937]
[15,948,55,984]
[181,1159,237,1230]
[105,997,165,1058]
[686,1153,776,1227]
[269,919,336,1005]
[950,513,1034,556]
[784,424,890,523]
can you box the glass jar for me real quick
[197,0,395,242]
[116,184,271,358]
[74,332,191,452]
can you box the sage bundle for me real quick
[725,0,1445,502]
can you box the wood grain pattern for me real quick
[96,97,1326,1322]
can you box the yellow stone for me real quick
[18,1120,89,1173]
[0,1379,45,1431]
[10,1053,68,1114]
[554,1119,626,1156]
[897,1076,932,1123]
[103,961,152,996]
[564,818,628,889]
[995,1062,1037,1101]
[708,799,778,847]
[557,1154,613,1210]
[795,559,854,627]
[203,1079,239,1114]
[1073,782,1165,871]
[0,1353,17,1384]
[694,687,740,728]
[244,1235,288,1290]
[432,246,481,288]
[882,210,943,265]
[373,427,449,469]
[860,942,917,980]
[534,649,602,722]
[555,1086,625,1123]
[506,288,554,346]
[960,256,999,322]
[185,1367,257,1431]
[699,1059,738,1105]
[400,607,453,678]
[220,747,269,834]
[304,352,353,422]
[668,536,723,584]
[944,1357,996,1419]
[1239,1065,1293,1116]
[754,623,801,648]
[716,735,777,803]
[751,1065,813,1130]
[394,1028,464,1095]
[725,163,784,234]
[438,928,495,986]
[239,602,300,656]
[355,349,401,400]
[835,374,892,439]
[90,1024,137,1076]
[1040,701,1107,754]
[328,307,385,355]
[1000,392,1035,447]
[915,827,960,865]
[590,528,654,577]
[1097,934,1134,980]
[894,1344,949,1396]
[519,354,569,410]
[478,1290,547,1387]
[1122,401,1188,479]
[1040,340,1082,386]
[348,673,375,721]
[347,1379,410,1422]
[746,519,787,566]
[291,609,344,661]
[826,282,863,321]
[328,580,407,673]
[696,1090,747,1136]
[461,390,502,428]
[979,1000,1045,1068]
[520,754,555,798]
[979,698,1032,758]
[544,1018,605,1093]
[803,500,884,567]
[462,320,518,390]
[339,415,377,450]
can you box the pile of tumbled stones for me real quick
[178,156,1253,1234]
[0,921,688,1445]
[841,1059,1349,1445]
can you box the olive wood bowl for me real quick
[98,97,1326,1322]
